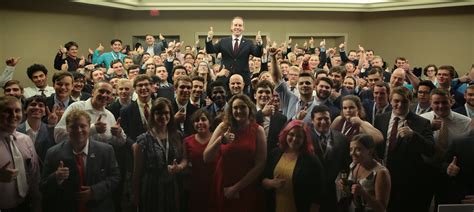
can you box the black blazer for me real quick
[17,121,55,163]
[256,110,287,154]
[362,99,392,125]
[309,128,350,212]
[120,101,147,142]
[41,140,120,212]
[453,105,468,117]
[264,148,325,212]
[171,100,198,137]
[444,135,474,203]
[45,95,75,113]
[106,99,128,120]
[206,37,263,84]
[373,111,434,211]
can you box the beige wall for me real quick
[0,5,472,88]
[361,6,474,73]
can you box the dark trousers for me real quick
[1,200,31,212]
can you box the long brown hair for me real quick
[224,94,257,130]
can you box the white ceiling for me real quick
[72,0,474,12]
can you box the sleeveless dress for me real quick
[212,122,264,212]
[184,134,216,212]
[348,161,386,212]
[137,132,183,212]
[334,118,360,141]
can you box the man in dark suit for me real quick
[254,80,287,154]
[363,81,392,125]
[172,75,198,137]
[107,78,133,119]
[205,16,263,93]
[454,84,474,118]
[41,109,120,212]
[143,34,167,56]
[17,95,55,163]
[410,80,436,115]
[444,132,474,204]
[206,80,227,124]
[309,105,350,212]
[373,86,434,212]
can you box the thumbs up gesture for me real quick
[94,115,107,134]
[61,60,69,71]
[5,57,20,67]
[0,161,19,182]
[96,43,104,52]
[222,127,235,144]
[167,159,182,174]
[256,31,262,44]
[111,118,122,137]
[55,161,69,185]
[447,156,460,177]
[79,56,86,66]
[208,26,214,40]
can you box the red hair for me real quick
[278,120,314,155]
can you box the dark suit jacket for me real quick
[256,110,287,154]
[444,135,474,203]
[373,111,434,211]
[453,105,468,117]
[206,37,263,85]
[309,128,350,212]
[120,101,147,142]
[41,140,120,212]
[264,149,325,212]
[171,100,198,137]
[106,99,128,120]
[362,99,392,125]
[17,121,55,163]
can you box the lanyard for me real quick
[151,129,169,163]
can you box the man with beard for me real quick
[314,77,341,120]
[189,76,206,108]
[454,84,474,118]
[206,81,227,120]
[24,64,55,98]
[172,75,198,137]
[92,39,127,69]
[54,81,125,146]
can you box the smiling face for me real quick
[193,113,210,134]
[134,79,151,101]
[391,93,410,117]
[111,41,123,53]
[431,94,452,118]
[286,127,305,151]
[316,80,332,100]
[211,86,226,106]
[176,80,192,104]
[67,115,90,146]
[54,76,73,100]
[26,100,46,119]
[350,140,371,164]
[312,111,331,134]
[254,86,272,109]
[229,75,244,95]
[232,98,250,123]
[0,99,22,133]
[230,17,244,37]
[153,105,171,128]
[342,99,358,119]
[31,71,47,88]
[92,82,113,108]
[191,80,204,100]
[298,76,314,97]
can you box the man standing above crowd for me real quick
[93,39,127,69]
[206,16,263,93]
[144,34,168,56]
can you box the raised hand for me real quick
[0,161,18,182]
[174,107,186,124]
[5,57,20,67]
[79,56,86,66]
[88,48,94,55]
[46,105,59,126]
[208,26,214,40]
[94,115,107,134]
[447,156,460,177]
[55,161,69,185]
[270,175,286,189]
[167,159,182,174]
[96,43,104,52]
[223,127,235,144]
[296,105,308,120]
[309,37,315,47]
[111,118,122,137]
[320,39,326,48]
[303,41,308,49]
[61,60,69,71]
[398,120,414,139]
[358,44,365,52]
[339,42,346,50]
[256,31,262,44]
[59,45,67,54]
[431,115,443,131]
[159,33,165,41]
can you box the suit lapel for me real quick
[86,141,97,184]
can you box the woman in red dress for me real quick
[183,109,216,211]
[204,94,267,212]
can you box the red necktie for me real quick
[389,117,400,152]
[144,103,150,121]
[233,38,239,56]
[75,153,87,212]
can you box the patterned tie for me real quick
[144,103,150,121]
[388,117,400,152]
[5,136,28,198]
[233,38,239,56]
[75,153,87,212]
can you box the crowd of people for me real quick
[0,16,473,212]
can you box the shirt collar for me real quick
[73,139,89,156]
[314,128,331,139]
[137,98,151,107]
[54,95,70,107]
[232,35,243,41]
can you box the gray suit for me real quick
[41,140,120,212]
[17,121,55,163]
